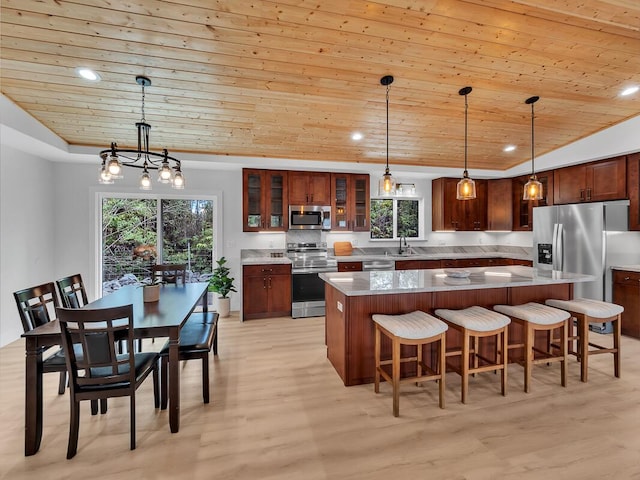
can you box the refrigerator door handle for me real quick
[552,223,559,270]
[557,224,564,271]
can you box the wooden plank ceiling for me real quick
[1,0,639,171]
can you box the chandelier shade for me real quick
[523,95,543,201]
[456,86,476,200]
[98,76,184,190]
[378,75,396,195]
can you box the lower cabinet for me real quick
[337,261,362,272]
[243,264,291,320]
[612,269,640,338]
[394,260,441,270]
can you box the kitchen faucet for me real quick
[399,236,407,255]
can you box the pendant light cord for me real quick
[386,83,390,173]
[464,91,468,173]
[530,100,535,176]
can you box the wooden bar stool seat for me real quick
[434,306,510,404]
[545,298,623,382]
[494,303,570,392]
[372,311,448,417]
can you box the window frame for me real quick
[369,195,424,241]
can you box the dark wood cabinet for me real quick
[627,153,640,231]
[242,264,291,320]
[394,259,441,270]
[242,169,288,232]
[288,171,331,205]
[432,177,487,231]
[512,172,554,231]
[487,178,512,231]
[612,269,640,338]
[553,157,626,204]
[331,173,370,231]
[337,261,363,272]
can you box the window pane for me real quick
[370,199,393,239]
[397,199,419,238]
[161,199,214,278]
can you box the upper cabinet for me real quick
[242,169,288,232]
[511,171,554,231]
[288,171,331,205]
[628,153,640,231]
[487,178,512,231]
[553,157,626,205]
[432,177,487,231]
[331,173,370,231]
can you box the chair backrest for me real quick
[56,274,89,309]
[13,282,59,333]
[152,264,187,284]
[56,305,136,391]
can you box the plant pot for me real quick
[143,284,160,302]
[216,297,231,317]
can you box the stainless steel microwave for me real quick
[289,205,331,230]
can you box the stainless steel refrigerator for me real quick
[532,201,631,303]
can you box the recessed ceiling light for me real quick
[620,86,639,97]
[351,132,363,141]
[503,145,516,152]
[76,68,101,81]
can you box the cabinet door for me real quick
[351,174,370,231]
[465,179,487,230]
[628,154,640,231]
[243,273,270,319]
[487,179,512,231]
[264,171,288,231]
[395,260,441,270]
[243,169,265,232]
[288,171,311,205]
[512,175,532,230]
[587,157,626,202]
[268,274,292,316]
[307,172,331,205]
[432,178,466,231]
[331,173,350,231]
[613,270,640,338]
[337,262,363,272]
[553,164,586,204]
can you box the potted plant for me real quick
[208,257,236,317]
[141,278,163,302]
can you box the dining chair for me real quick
[14,282,68,395]
[56,274,89,309]
[152,264,187,284]
[159,312,219,409]
[56,305,160,459]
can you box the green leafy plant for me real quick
[208,257,237,298]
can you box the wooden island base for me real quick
[325,282,573,386]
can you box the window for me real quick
[370,198,422,239]
[100,194,216,295]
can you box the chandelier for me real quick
[98,76,184,190]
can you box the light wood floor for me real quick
[1,313,640,479]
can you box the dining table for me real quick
[21,282,209,456]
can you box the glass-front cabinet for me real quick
[512,172,553,231]
[331,173,370,231]
[242,169,288,232]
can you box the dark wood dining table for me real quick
[21,282,209,456]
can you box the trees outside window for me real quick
[370,198,421,240]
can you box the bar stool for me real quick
[372,311,448,417]
[545,298,623,382]
[434,306,510,404]
[494,303,570,392]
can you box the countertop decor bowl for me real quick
[444,269,471,278]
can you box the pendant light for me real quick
[379,75,395,195]
[523,95,543,200]
[456,86,476,200]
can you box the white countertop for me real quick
[611,265,640,273]
[242,256,292,265]
[332,252,531,262]
[319,266,594,296]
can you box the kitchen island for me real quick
[319,266,594,386]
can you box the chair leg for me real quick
[160,356,169,410]
[438,333,446,409]
[524,324,533,393]
[130,395,136,450]
[500,328,508,397]
[461,330,470,404]
[578,314,589,382]
[374,326,381,394]
[58,371,67,395]
[153,362,160,409]
[91,400,98,415]
[392,336,401,417]
[202,353,210,404]
[100,398,108,414]
[613,314,621,378]
[67,399,80,459]
[560,320,568,387]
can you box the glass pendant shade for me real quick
[456,172,477,200]
[107,154,123,178]
[99,165,113,184]
[139,168,152,190]
[379,168,395,195]
[173,169,185,189]
[523,175,543,200]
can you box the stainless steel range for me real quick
[287,242,338,318]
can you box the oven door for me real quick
[291,271,327,318]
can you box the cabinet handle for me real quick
[587,187,592,201]
[268,277,272,289]
[263,277,267,289]
[624,276,630,280]
[579,189,585,201]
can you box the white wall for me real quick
[0,144,57,346]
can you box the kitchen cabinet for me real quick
[242,264,291,320]
[553,157,626,204]
[627,153,640,231]
[509,259,533,266]
[337,261,363,272]
[395,259,441,270]
[511,172,554,231]
[331,173,370,231]
[288,171,331,205]
[242,169,288,232]
[487,178,512,231]
[432,177,487,231]
[612,269,640,338]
